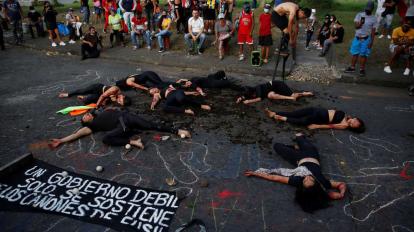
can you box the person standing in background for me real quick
[2,0,23,44]
[80,0,90,24]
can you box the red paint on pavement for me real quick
[400,163,413,180]
[218,189,242,199]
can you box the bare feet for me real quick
[129,138,144,150]
[178,129,191,138]
[295,132,304,137]
[77,95,85,101]
[58,92,69,98]
[265,108,276,118]
[201,105,211,111]
[302,91,314,96]
[185,109,195,115]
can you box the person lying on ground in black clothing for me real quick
[49,108,191,149]
[59,84,131,107]
[175,70,231,96]
[236,80,313,104]
[265,107,365,133]
[149,85,211,115]
[115,71,174,91]
[244,133,346,213]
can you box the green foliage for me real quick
[298,0,333,9]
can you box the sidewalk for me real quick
[2,30,293,78]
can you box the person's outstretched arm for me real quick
[244,170,289,184]
[96,86,121,107]
[126,78,149,91]
[49,127,93,148]
[307,123,348,130]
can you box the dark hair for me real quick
[348,117,365,133]
[89,26,96,31]
[123,96,132,106]
[29,6,35,10]
[241,86,256,98]
[331,14,337,22]
[301,8,311,18]
[295,184,331,213]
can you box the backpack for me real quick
[57,22,70,36]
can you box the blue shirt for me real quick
[3,0,21,21]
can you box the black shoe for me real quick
[359,69,366,77]
[81,55,87,60]
[318,53,325,57]
[344,67,356,73]
[158,48,164,53]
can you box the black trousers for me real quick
[68,83,105,104]
[28,22,44,38]
[273,136,320,166]
[81,44,100,59]
[0,25,4,49]
[306,30,313,47]
[110,29,124,45]
[102,113,176,146]
[163,89,204,113]
[277,107,328,126]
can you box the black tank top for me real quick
[331,110,345,124]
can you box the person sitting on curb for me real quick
[81,26,103,60]
[131,11,151,50]
[245,133,347,213]
[384,22,414,76]
[65,8,82,44]
[265,107,365,133]
[319,19,344,57]
[155,9,172,53]
[49,108,191,150]
[343,1,378,77]
[108,9,125,47]
[184,9,206,55]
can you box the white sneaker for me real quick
[147,46,151,50]
[387,35,392,39]
[51,42,57,47]
[59,41,66,46]
[378,34,384,39]
[317,46,323,50]
[305,46,310,51]
[403,68,410,76]
[69,40,76,44]
[239,55,244,61]
[384,66,392,74]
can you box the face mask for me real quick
[30,10,35,13]
[264,9,269,13]
[330,18,333,22]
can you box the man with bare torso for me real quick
[272,2,311,50]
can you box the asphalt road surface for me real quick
[0,48,413,232]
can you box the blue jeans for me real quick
[156,30,172,49]
[81,6,90,24]
[184,33,206,51]
[131,30,151,47]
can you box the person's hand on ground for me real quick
[236,97,244,104]
[185,109,195,115]
[48,139,62,149]
[178,129,191,138]
[307,124,318,130]
[244,170,256,177]
[58,92,69,98]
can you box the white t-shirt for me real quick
[188,17,204,34]
[376,0,386,15]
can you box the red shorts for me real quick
[237,33,253,45]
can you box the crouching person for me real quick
[81,26,103,60]
[384,22,414,76]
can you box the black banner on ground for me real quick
[0,155,180,232]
